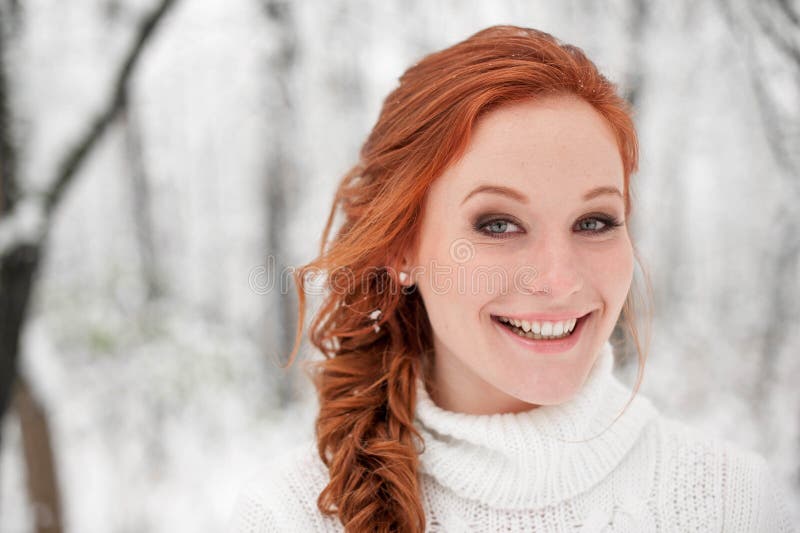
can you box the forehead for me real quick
[433,94,624,198]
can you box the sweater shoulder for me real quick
[227,439,342,533]
[647,414,795,532]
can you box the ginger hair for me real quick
[283,24,653,532]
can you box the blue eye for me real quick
[474,218,523,239]
[577,216,624,234]
[472,214,624,239]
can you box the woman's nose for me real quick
[516,234,583,297]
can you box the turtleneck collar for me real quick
[412,339,658,509]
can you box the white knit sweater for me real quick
[227,340,795,532]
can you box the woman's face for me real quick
[403,94,633,414]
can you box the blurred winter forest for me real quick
[0,0,798,531]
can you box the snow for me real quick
[1,0,798,531]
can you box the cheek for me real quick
[585,238,634,300]
[415,250,495,333]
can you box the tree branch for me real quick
[0,0,18,216]
[44,0,178,217]
[777,0,800,25]
[752,0,800,67]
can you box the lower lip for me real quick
[491,312,592,354]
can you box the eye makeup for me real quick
[470,211,624,240]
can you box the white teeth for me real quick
[498,316,578,335]
[496,315,582,339]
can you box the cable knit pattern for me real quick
[413,340,655,510]
[227,340,796,532]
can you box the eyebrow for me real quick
[460,184,623,205]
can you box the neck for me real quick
[429,351,542,415]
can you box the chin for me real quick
[513,377,584,406]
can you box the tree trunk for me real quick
[261,0,301,407]
[14,374,62,533]
[0,243,40,444]
[122,100,163,302]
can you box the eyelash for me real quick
[473,214,624,239]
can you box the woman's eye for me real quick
[576,215,624,234]
[474,218,522,239]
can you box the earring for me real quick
[398,271,409,284]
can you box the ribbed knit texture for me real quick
[227,340,795,532]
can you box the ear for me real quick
[389,249,417,287]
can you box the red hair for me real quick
[285,24,652,532]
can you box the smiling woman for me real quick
[228,25,795,533]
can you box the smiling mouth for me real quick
[490,312,592,340]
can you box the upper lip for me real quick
[492,310,594,322]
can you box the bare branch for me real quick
[44,0,178,217]
[0,0,18,215]
[752,0,800,66]
[777,0,800,25]
[718,0,800,187]
[622,0,648,108]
